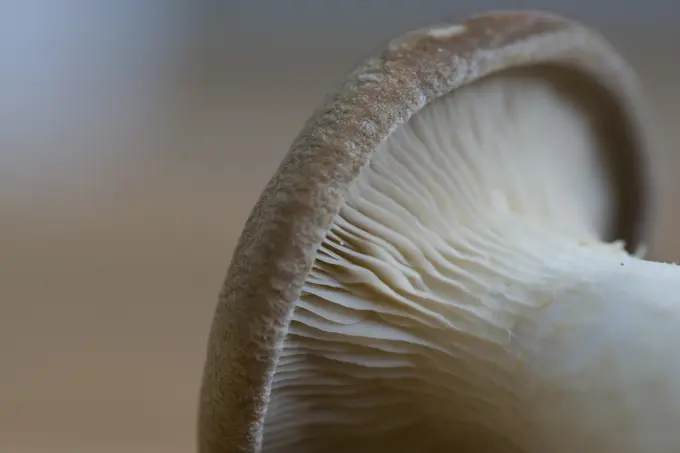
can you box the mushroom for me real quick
[199,10,671,453]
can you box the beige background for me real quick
[1,3,679,452]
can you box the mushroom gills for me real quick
[262,69,680,452]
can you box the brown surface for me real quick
[1,36,679,452]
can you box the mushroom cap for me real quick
[199,10,657,453]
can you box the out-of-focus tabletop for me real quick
[1,3,679,452]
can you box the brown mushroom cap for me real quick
[199,10,656,453]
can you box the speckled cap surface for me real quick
[199,10,657,453]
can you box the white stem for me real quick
[503,247,680,453]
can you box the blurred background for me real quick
[1,1,678,452]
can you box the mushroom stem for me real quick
[504,243,680,453]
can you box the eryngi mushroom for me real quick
[199,10,669,453]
